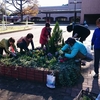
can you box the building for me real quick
[81,0,100,24]
[31,0,81,24]
[1,0,99,24]
[30,0,100,24]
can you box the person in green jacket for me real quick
[0,37,17,56]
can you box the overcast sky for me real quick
[38,0,68,7]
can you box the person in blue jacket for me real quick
[59,37,87,61]
[91,18,100,78]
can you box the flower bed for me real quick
[0,50,81,86]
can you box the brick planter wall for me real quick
[5,66,12,77]
[0,65,5,75]
[19,67,27,80]
[0,65,54,83]
[26,68,35,81]
[12,66,19,78]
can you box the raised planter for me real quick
[34,69,44,82]
[26,67,35,81]
[5,66,12,77]
[0,58,81,87]
[19,67,27,80]
[0,65,5,75]
[0,65,53,83]
[12,66,19,78]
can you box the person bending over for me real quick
[39,23,52,50]
[0,37,17,56]
[67,24,90,42]
[17,33,34,52]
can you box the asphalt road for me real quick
[0,24,96,51]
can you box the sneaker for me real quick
[93,74,98,78]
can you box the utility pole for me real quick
[74,0,77,24]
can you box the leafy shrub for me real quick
[57,59,81,87]
[0,50,57,69]
[48,21,64,54]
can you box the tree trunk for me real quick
[20,0,23,22]
[21,13,23,22]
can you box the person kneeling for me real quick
[59,37,87,65]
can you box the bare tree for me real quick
[3,0,39,21]
[0,1,7,15]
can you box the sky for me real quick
[38,0,68,7]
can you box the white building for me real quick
[29,0,100,24]
[31,0,82,24]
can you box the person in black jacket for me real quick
[67,24,90,42]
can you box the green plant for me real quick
[83,96,91,100]
[57,59,81,86]
[48,21,64,54]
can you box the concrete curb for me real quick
[0,27,32,35]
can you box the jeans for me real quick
[94,49,100,74]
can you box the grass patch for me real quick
[0,25,32,34]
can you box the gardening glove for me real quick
[59,50,64,55]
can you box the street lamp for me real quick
[2,0,7,29]
[74,0,77,24]
[26,15,29,27]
